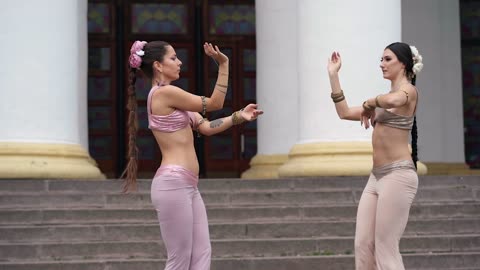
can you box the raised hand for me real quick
[203,42,229,65]
[240,104,264,121]
[327,51,342,75]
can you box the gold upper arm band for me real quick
[402,90,409,102]
[375,95,382,108]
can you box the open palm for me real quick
[241,104,264,121]
[203,42,229,64]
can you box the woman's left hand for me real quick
[241,104,264,121]
[203,42,229,65]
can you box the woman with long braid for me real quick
[124,40,263,270]
[327,42,423,269]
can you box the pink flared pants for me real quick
[151,165,211,270]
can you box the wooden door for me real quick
[124,0,196,177]
[87,0,257,177]
[202,0,257,177]
[87,0,119,178]
[461,0,480,168]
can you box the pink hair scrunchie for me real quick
[129,41,147,69]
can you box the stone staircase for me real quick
[0,176,479,270]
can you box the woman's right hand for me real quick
[360,108,375,129]
[327,51,342,75]
[204,42,229,65]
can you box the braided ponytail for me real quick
[122,40,170,192]
[411,76,418,169]
[121,67,139,192]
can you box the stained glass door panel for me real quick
[87,0,117,177]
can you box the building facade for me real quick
[0,0,478,179]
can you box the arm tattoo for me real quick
[210,119,224,128]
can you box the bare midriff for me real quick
[152,127,200,175]
[371,124,412,168]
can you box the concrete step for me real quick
[0,252,479,270]
[1,176,479,194]
[0,202,479,225]
[1,218,479,243]
[1,176,479,270]
[0,185,477,209]
[1,235,479,261]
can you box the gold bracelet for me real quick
[201,96,206,116]
[196,118,207,137]
[215,83,227,94]
[331,90,344,99]
[333,95,345,103]
[231,109,246,125]
[331,90,345,103]
[362,101,375,111]
[332,94,345,101]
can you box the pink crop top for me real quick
[147,85,200,132]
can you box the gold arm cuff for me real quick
[375,95,382,108]
[333,95,345,103]
[232,110,246,125]
[331,90,344,99]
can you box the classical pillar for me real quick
[0,0,104,179]
[278,0,426,177]
[241,0,298,179]
[402,0,475,175]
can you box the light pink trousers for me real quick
[151,165,211,270]
[355,160,418,270]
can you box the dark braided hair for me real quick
[121,66,139,192]
[122,41,171,192]
[411,76,418,169]
[385,42,419,169]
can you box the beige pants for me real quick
[355,160,418,270]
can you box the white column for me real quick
[402,0,468,174]
[242,0,298,178]
[0,0,104,179]
[279,0,419,177]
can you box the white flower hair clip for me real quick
[135,50,145,56]
[410,45,423,75]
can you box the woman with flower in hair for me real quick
[327,42,424,269]
[125,40,263,270]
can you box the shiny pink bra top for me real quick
[147,85,199,132]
